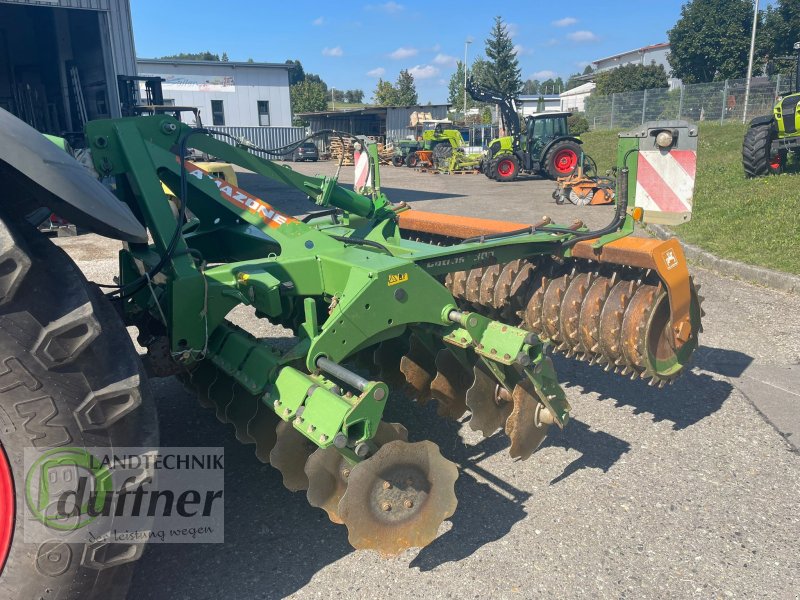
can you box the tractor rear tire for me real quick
[742,122,778,177]
[392,155,405,167]
[406,153,419,168]
[544,140,581,179]
[0,211,158,599]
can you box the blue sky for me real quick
[131,0,686,104]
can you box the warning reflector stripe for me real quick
[635,150,695,213]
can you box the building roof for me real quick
[136,58,290,69]
[519,95,561,101]
[296,104,449,118]
[560,82,596,97]
[593,42,670,65]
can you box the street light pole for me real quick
[463,38,472,124]
[742,0,759,124]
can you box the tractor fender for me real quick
[748,114,774,128]
[0,108,147,243]
[540,135,583,160]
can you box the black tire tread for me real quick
[742,122,774,178]
[0,211,158,600]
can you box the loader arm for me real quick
[466,78,521,139]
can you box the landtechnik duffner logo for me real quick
[24,447,225,543]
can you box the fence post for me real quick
[775,73,782,99]
[720,80,728,124]
[678,85,684,119]
[642,89,648,124]
[610,93,616,129]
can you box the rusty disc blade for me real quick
[578,275,613,359]
[429,349,471,420]
[558,272,592,356]
[522,275,549,335]
[464,268,484,305]
[225,386,260,444]
[450,269,468,300]
[305,422,408,524]
[620,284,659,372]
[493,259,523,314]
[478,264,501,310]
[465,361,513,437]
[247,400,279,463]
[208,373,238,424]
[598,279,637,367]
[338,440,459,556]
[503,261,537,320]
[399,333,437,405]
[373,336,410,388]
[179,365,219,409]
[541,272,572,342]
[269,420,318,492]
[505,379,551,461]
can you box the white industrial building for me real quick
[0,0,137,135]
[518,94,562,115]
[559,82,596,112]
[136,58,293,128]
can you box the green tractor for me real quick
[391,139,422,167]
[467,79,582,182]
[742,41,800,177]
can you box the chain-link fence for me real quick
[584,75,794,130]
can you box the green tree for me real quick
[221,52,229,62]
[762,0,800,76]
[522,79,540,95]
[668,0,755,82]
[484,16,522,96]
[583,64,594,75]
[344,89,364,103]
[565,72,583,91]
[290,80,327,125]
[448,61,474,114]
[594,63,669,95]
[395,69,418,105]
[285,59,306,86]
[159,51,220,61]
[373,78,398,105]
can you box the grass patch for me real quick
[581,123,800,275]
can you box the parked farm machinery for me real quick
[0,108,702,597]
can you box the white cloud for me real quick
[553,17,577,27]
[513,44,532,56]
[506,22,520,38]
[389,46,418,59]
[322,46,343,57]
[531,70,558,80]
[433,53,458,67]
[431,43,441,52]
[312,16,324,26]
[366,1,404,12]
[567,30,599,43]
[408,64,439,79]
[544,38,560,47]
[367,67,386,77]
[437,78,447,86]
[576,60,592,69]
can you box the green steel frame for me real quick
[85,115,589,464]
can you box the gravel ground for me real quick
[54,160,800,600]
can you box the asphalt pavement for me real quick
[54,160,800,600]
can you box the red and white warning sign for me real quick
[353,146,372,195]
[635,149,696,223]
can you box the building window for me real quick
[211,100,225,126]
[257,101,270,126]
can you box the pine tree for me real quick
[395,69,418,105]
[484,16,522,96]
